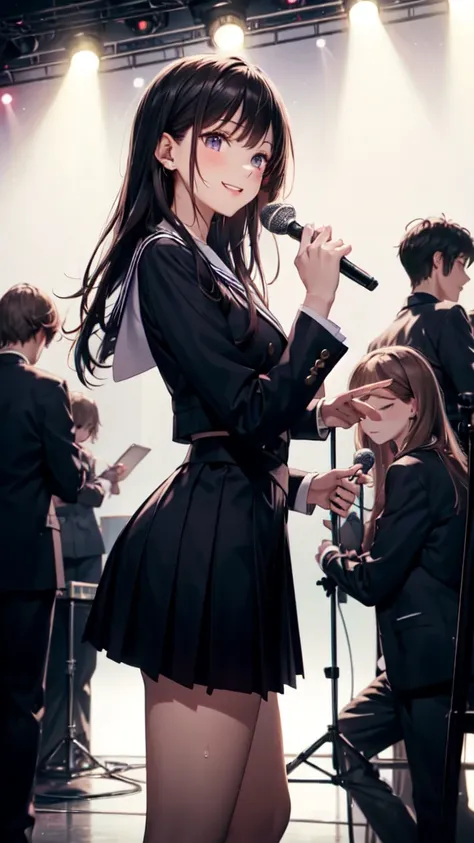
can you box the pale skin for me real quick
[155,113,391,519]
[316,387,417,563]
[414,253,470,303]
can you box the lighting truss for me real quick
[0,0,449,88]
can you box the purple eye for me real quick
[203,134,223,151]
[251,153,268,169]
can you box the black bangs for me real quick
[200,70,279,149]
[187,58,290,199]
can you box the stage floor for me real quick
[34,755,370,843]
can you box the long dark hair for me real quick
[349,346,468,549]
[72,54,293,385]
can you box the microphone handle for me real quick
[287,220,378,292]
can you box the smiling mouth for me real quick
[222,182,243,194]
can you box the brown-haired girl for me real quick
[317,346,469,843]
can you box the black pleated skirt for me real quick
[84,436,304,700]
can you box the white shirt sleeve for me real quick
[293,472,317,515]
[98,478,112,495]
[299,306,347,343]
[318,543,340,571]
[315,399,329,439]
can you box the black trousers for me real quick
[39,555,102,767]
[338,672,474,843]
[0,589,56,843]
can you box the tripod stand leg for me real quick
[286,734,332,775]
[331,732,356,843]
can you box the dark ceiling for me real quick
[0,0,447,87]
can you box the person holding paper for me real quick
[39,393,123,773]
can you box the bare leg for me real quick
[226,692,290,843]
[142,673,262,843]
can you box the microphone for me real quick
[260,202,378,292]
[350,447,375,481]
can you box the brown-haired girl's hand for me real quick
[110,482,121,496]
[294,224,352,317]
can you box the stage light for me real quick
[126,14,169,36]
[209,14,246,49]
[316,37,326,48]
[1,31,39,67]
[1,93,13,106]
[348,0,380,23]
[272,0,305,10]
[133,76,145,88]
[190,1,248,51]
[70,34,102,73]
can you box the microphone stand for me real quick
[441,393,474,838]
[286,429,366,843]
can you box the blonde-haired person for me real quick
[316,346,474,843]
[39,393,123,772]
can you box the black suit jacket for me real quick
[0,353,84,590]
[57,448,106,560]
[137,234,347,509]
[323,449,467,692]
[369,293,474,423]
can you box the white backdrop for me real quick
[1,8,474,758]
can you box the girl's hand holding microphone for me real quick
[294,224,352,319]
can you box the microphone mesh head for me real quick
[353,448,375,474]
[260,203,296,235]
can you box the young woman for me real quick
[317,346,469,843]
[73,54,386,843]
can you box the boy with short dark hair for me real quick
[0,283,83,843]
[369,216,474,429]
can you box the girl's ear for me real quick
[155,133,177,171]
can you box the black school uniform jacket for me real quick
[111,222,348,509]
[322,448,468,692]
[369,293,474,424]
[0,352,84,589]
